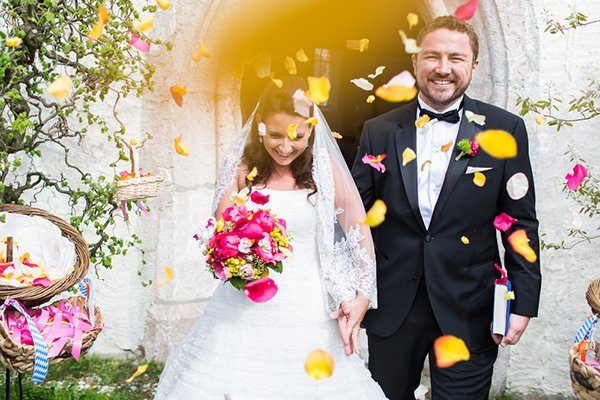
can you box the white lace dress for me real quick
[154,188,388,400]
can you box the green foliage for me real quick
[544,11,593,34]
[0,0,164,272]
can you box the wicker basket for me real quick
[570,341,600,399]
[0,296,104,373]
[116,174,164,202]
[0,204,90,306]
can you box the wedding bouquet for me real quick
[194,192,293,291]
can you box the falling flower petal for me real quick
[414,384,429,400]
[494,213,518,232]
[332,131,343,139]
[454,0,479,21]
[247,167,258,182]
[506,172,529,200]
[415,115,431,129]
[258,122,267,137]
[293,89,312,118]
[192,43,211,62]
[504,291,515,301]
[398,30,421,54]
[130,34,150,53]
[5,37,21,47]
[285,56,297,75]
[465,110,486,126]
[565,163,588,191]
[535,115,547,126]
[420,160,431,171]
[473,172,486,187]
[441,141,453,152]
[360,200,387,227]
[244,277,278,302]
[368,66,386,79]
[229,187,250,206]
[346,38,369,52]
[507,229,537,263]
[133,16,154,33]
[366,95,375,104]
[32,277,51,287]
[157,0,170,10]
[362,153,387,173]
[270,73,283,89]
[296,48,309,63]
[88,5,108,41]
[287,123,298,140]
[475,130,517,159]
[461,236,470,245]
[407,12,419,29]
[157,267,173,287]
[402,147,416,166]
[98,4,109,24]
[376,70,417,103]
[434,335,470,368]
[305,117,318,126]
[306,76,331,105]
[126,364,149,383]
[47,75,73,99]
[254,54,271,78]
[387,71,416,87]
[170,85,187,107]
[174,134,190,156]
[250,190,269,205]
[350,78,374,91]
[305,349,335,380]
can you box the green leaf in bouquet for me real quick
[271,261,283,274]
[229,277,246,291]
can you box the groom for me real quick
[350,16,542,399]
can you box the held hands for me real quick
[492,313,531,347]
[330,293,370,356]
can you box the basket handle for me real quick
[0,299,49,382]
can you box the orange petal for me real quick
[47,75,73,99]
[305,349,335,380]
[126,364,149,383]
[174,134,190,156]
[407,12,419,29]
[434,335,470,368]
[170,85,187,107]
[305,117,318,126]
[157,0,170,10]
[287,123,298,140]
[306,76,331,105]
[157,267,173,287]
[441,141,453,153]
[375,84,417,103]
[332,131,343,139]
[415,114,430,128]
[507,229,537,263]
[475,130,517,159]
[359,199,387,227]
[420,160,431,171]
[473,172,486,187]
[402,147,416,166]
[98,5,109,24]
[285,56,297,75]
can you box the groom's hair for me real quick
[416,15,479,61]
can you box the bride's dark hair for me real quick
[243,76,317,196]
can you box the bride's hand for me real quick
[330,293,370,355]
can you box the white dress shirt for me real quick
[416,95,464,229]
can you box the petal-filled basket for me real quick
[0,204,89,306]
[116,174,164,202]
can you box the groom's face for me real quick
[412,28,479,110]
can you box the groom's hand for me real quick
[492,313,531,347]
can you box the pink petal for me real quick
[244,277,278,303]
[250,191,270,205]
[454,0,479,21]
[493,212,518,232]
[130,34,150,53]
[565,163,588,191]
[361,153,373,165]
[32,277,51,287]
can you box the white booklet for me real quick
[492,280,512,336]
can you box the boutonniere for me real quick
[455,138,479,161]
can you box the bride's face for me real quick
[260,112,313,168]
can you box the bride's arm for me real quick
[214,163,249,219]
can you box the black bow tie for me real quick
[418,105,461,124]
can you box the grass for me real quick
[0,355,164,400]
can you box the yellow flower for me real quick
[5,37,21,47]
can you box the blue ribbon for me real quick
[77,278,95,327]
[573,315,598,344]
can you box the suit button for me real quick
[425,234,433,242]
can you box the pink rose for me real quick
[213,264,229,281]
[222,205,249,223]
[253,210,275,232]
[470,139,479,156]
[216,233,242,258]
[250,191,270,205]
[493,212,518,232]
[239,264,255,280]
[255,234,275,263]
[236,220,265,240]
[565,163,588,191]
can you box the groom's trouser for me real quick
[367,279,498,400]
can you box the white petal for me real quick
[506,172,529,200]
[350,78,374,91]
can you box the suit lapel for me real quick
[430,95,482,226]
[394,100,427,232]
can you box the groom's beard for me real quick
[417,74,472,109]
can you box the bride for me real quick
[154,77,388,399]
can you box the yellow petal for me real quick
[306,76,331,105]
[133,16,154,33]
[287,123,298,140]
[126,364,149,383]
[465,110,486,126]
[285,56,297,75]
[229,188,250,206]
[247,167,258,182]
[398,29,421,54]
[360,199,387,228]
[504,291,515,301]
[88,22,104,41]
[5,37,22,47]
[332,131,343,139]
[461,236,470,245]
[296,48,309,63]
[47,75,73,99]
[157,267,173,287]
[98,5,109,24]
[420,160,431,171]
[129,139,139,147]
[270,72,283,89]
[345,38,370,52]
[473,172,486,187]
[434,335,470,368]
[375,85,417,103]
[156,0,170,10]
[475,130,517,159]
[415,114,431,128]
[407,12,419,29]
[279,247,292,257]
[192,42,211,62]
[305,349,334,380]
[402,147,416,166]
[441,141,453,153]
[305,117,318,126]
[366,95,375,104]
[174,134,190,156]
[535,115,547,126]
[507,229,537,263]
[254,54,271,79]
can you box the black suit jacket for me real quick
[351,95,542,350]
